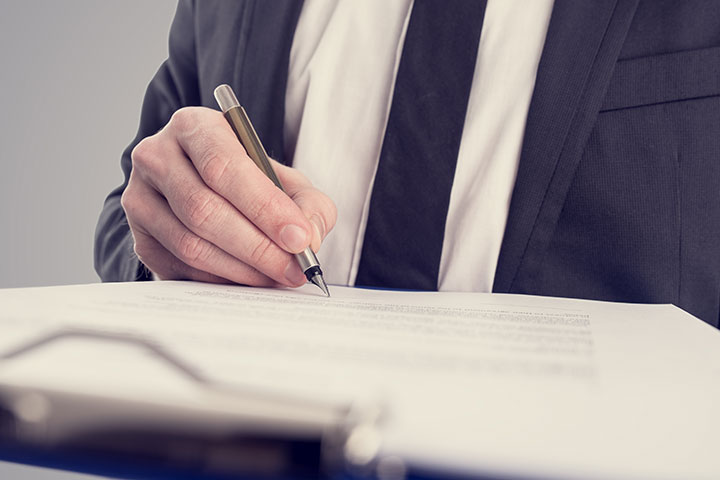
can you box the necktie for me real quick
[355,0,488,290]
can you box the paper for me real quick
[1,281,719,479]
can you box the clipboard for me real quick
[5,281,718,480]
[0,329,395,480]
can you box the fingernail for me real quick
[280,224,309,252]
[310,214,325,241]
[284,261,306,285]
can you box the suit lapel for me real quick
[493,0,639,293]
[234,0,304,165]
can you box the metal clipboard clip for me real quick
[0,329,403,479]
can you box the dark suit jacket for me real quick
[94,0,720,328]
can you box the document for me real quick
[1,281,719,479]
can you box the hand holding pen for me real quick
[121,89,336,291]
[214,85,329,295]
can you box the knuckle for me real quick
[247,236,276,268]
[132,235,149,263]
[248,187,285,224]
[171,107,221,139]
[198,149,232,190]
[131,136,165,177]
[120,188,131,213]
[120,186,138,217]
[183,189,220,232]
[169,107,200,133]
[131,137,153,168]
[131,233,160,274]
[176,230,210,266]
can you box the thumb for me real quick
[291,188,336,253]
[274,161,337,253]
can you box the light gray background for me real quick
[0,0,178,289]
[0,0,177,478]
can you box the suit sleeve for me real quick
[94,0,200,282]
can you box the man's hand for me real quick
[121,107,337,287]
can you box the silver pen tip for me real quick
[310,274,330,297]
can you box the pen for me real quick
[214,84,330,297]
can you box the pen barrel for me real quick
[223,106,285,191]
[223,106,321,277]
[215,84,328,293]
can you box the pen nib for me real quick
[310,274,330,297]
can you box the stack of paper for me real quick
[1,281,719,479]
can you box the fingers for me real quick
[122,178,300,287]
[168,108,315,255]
[131,229,232,284]
[136,136,306,285]
[125,105,337,288]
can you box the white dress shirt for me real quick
[285,0,554,291]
